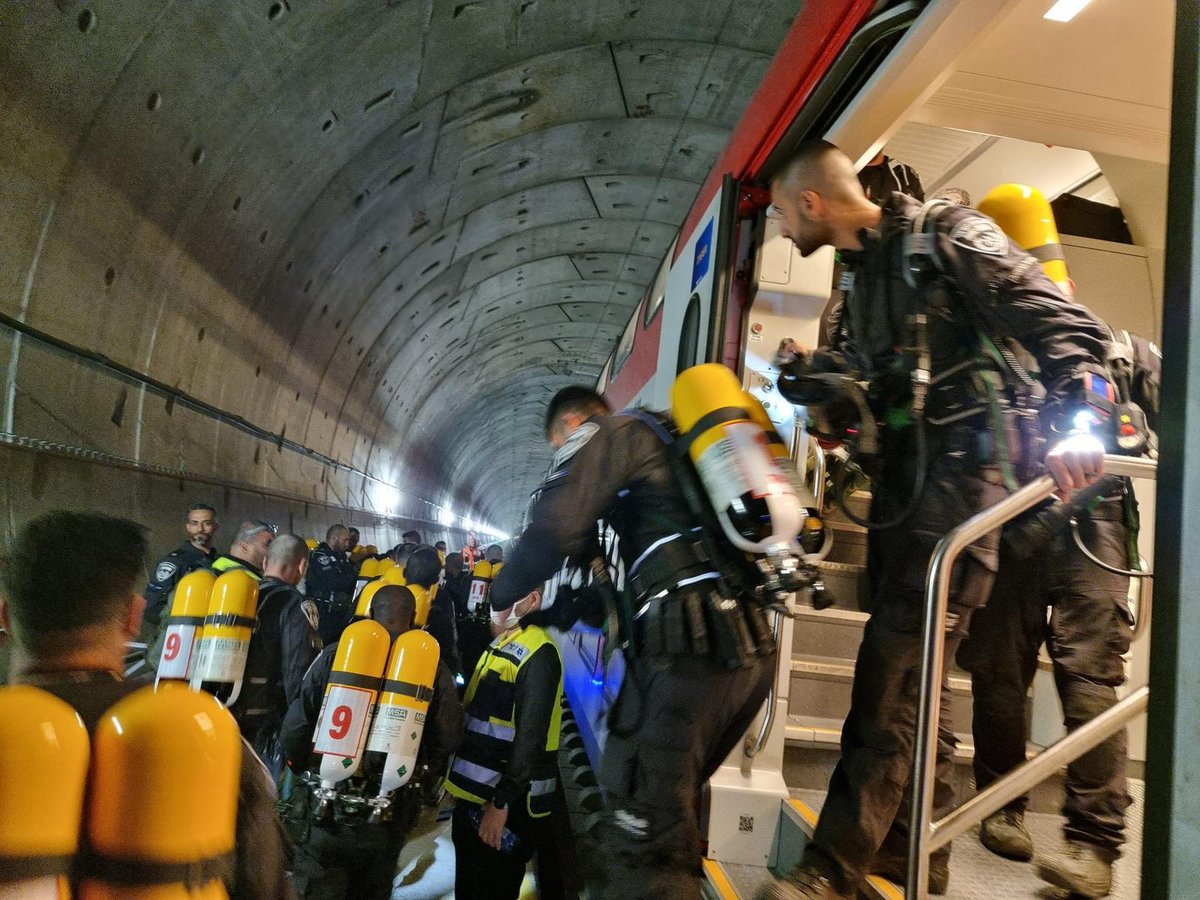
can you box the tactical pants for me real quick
[596,649,775,898]
[958,504,1133,851]
[804,461,1008,895]
[290,818,409,900]
[451,800,543,900]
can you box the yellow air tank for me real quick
[156,569,216,683]
[376,557,396,575]
[467,561,493,616]
[381,565,407,586]
[189,569,259,706]
[358,558,381,579]
[80,683,239,900]
[313,619,391,788]
[305,538,319,551]
[977,184,1070,290]
[408,585,434,628]
[742,392,827,558]
[365,630,441,808]
[0,686,89,899]
[671,364,803,554]
[355,579,388,619]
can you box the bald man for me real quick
[282,584,463,899]
[763,142,1116,899]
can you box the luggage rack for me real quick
[906,455,1157,898]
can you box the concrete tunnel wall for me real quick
[0,1,797,559]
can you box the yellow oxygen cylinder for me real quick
[381,565,407,586]
[305,538,319,551]
[977,184,1071,291]
[0,686,88,899]
[365,630,441,815]
[313,619,391,789]
[355,579,388,619]
[671,364,802,553]
[189,569,259,706]
[743,392,827,559]
[437,549,446,566]
[80,683,239,900]
[156,569,216,683]
[466,561,494,616]
[408,585,433,628]
[359,558,381,579]
[376,557,396,575]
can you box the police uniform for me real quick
[279,640,463,900]
[958,330,1160,860]
[229,577,323,777]
[777,193,1112,895]
[445,623,563,899]
[305,542,356,645]
[491,413,777,897]
[141,542,216,629]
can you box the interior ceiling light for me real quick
[1043,0,1093,22]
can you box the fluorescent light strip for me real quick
[1044,0,1093,22]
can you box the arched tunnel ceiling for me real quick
[2,1,798,531]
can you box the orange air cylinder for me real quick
[366,630,441,798]
[0,686,89,899]
[189,569,259,706]
[80,683,240,900]
[156,569,215,682]
[313,619,391,787]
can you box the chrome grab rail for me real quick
[906,455,1157,898]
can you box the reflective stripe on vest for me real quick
[444,625,563,817]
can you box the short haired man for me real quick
[231,534,323,777]
[446,588,563,899]
[485,544,504,565]
[347,527,361,552]
[764,141,1112,898]
[460,531,483,571]
[492,385,777,896]
[212,520,276,577]
[402,529,422,545]
[306,524,357,645]
[0,511,294,899]
[281,584,463,899]
[141,503,219,632]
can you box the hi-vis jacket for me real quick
[445,624,563,816]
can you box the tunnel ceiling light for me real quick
[437,507,456,526]
[1043,0,1093,22]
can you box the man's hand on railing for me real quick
[1045,433,1107,496]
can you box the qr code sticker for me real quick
[738,815,754,833]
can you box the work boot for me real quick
[755,865,846,900]
[869,854,950,895]
[1035,840,1115,898]
[979,809,1034,861]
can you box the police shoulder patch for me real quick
[155,561,178,583]
[948,216,1008,256]
[300,599,321,632]
[552,421,600,469]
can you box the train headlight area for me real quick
[1,0,1195,896]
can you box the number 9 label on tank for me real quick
[313,685,374,757]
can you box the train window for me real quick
[597,351,614,393]
[642,249,672,328]
[611,305,640,377]
[676,292,702,374]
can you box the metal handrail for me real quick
[906,455,1157,898]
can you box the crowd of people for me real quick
[0,138,1161,900]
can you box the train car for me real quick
[553,0,1173,895]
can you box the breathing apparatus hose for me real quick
[1070,520,1153,578]
[833,414,927,531]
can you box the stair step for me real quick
[787,656,973,730]
[812,560,869,611]
[790,606,868,660]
